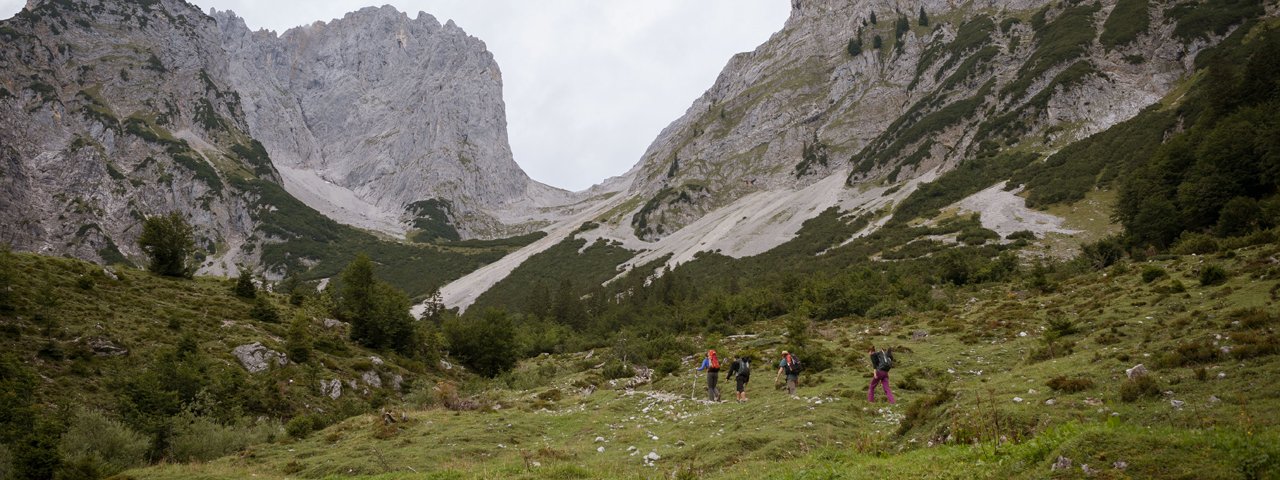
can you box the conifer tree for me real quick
[919,7,929,26]
[233,269,256,299]
[137,213,195,278]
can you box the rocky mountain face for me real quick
[0,0,266,271]
[214,7,551,239]
[620,0,1204,241]
[0,0,563,275]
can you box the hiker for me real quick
[868,345,896,404]
[696,349,722,402]
[726,354,751,402]
[775,350,802,396]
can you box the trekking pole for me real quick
[691,369,697,400]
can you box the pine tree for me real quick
[286,312,312,364]
[870,11,878,24]
[873,34,883,49]
[895,15,910,39]
[918,7,929,26]
[847,37,863,57]
[233,269,256,299]
[137,213,195,278]
[336,254,417,355]
[280,273,305,306]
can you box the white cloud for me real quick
[0,1,788,191]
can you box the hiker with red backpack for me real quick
[775,350,802,396]
[696,349,722,402]
[868,345,896,404]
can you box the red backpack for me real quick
[708,350,720,369]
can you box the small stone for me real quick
[1217,372,1226,379]
[1045,399,1056,406]
[1012,397,1024,403]
[1170,399,1185,409]
[1019,331,1029,337]
[1113,461,1128,470]
[594,436,605,443]
[912,330,929,340]
[597,446,605,453]
[1082,464,1095,476]
[1052,456,1073,471]
[1125,364,1148,379]
[1027,389,1038,395]
[627,446,637,452]
[1208,395,1221,405]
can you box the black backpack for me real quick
[737,360,751,378]
[875,351,894,371]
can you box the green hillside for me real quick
[0,250,456,480]
[124,242,1280,479]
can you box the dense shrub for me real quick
[170,414,275,462]
[1141,266,1168,283]
[249,296,279,324]
[1159,339,1220,367]
[1200,265,1230,286]
[58,409,148,476]
[1045,375,1095,393]
[1120,374,1161,402]
[444,308,519,377]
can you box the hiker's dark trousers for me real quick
[707,371,720,401]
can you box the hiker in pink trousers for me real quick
[867,345,896,404]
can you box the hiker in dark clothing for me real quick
[696,349,722,402]
[726,354,752,402]
[868,345,896,404]
[775,350,802,396]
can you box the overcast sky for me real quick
[0,1,788,191]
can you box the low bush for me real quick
[1141,266,1168,283]
[285,414,321,439]
[1045,375,1095,393]
[58,409,149,476]
[1200,265,1229,286]
[170,414,276,462]
[1172,233,1220,255]
[1158,339,1219,367]
[1119,374,1161,402]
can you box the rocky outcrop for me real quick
[232,342,287,373]
[616,0,1206,241]
[0,0,573,277]
[214,7,557,238]
[0,0,265,271]
[320,378,343,399]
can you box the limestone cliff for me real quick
[0,0,265,271]
[620,0,1203,241]
[214,7,552,239]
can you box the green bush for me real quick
[249,296,279,324]
[57,409,148,476]
[1045,375,1095,393]
[1200,265,1229,286]
[443,308,519,377]
[1141,266,1168,283]
[285,415,321,439]
[1119,374,1161,402]
[602,361,633,380]
[1172,233,1220,255]
[170,414,275,462]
